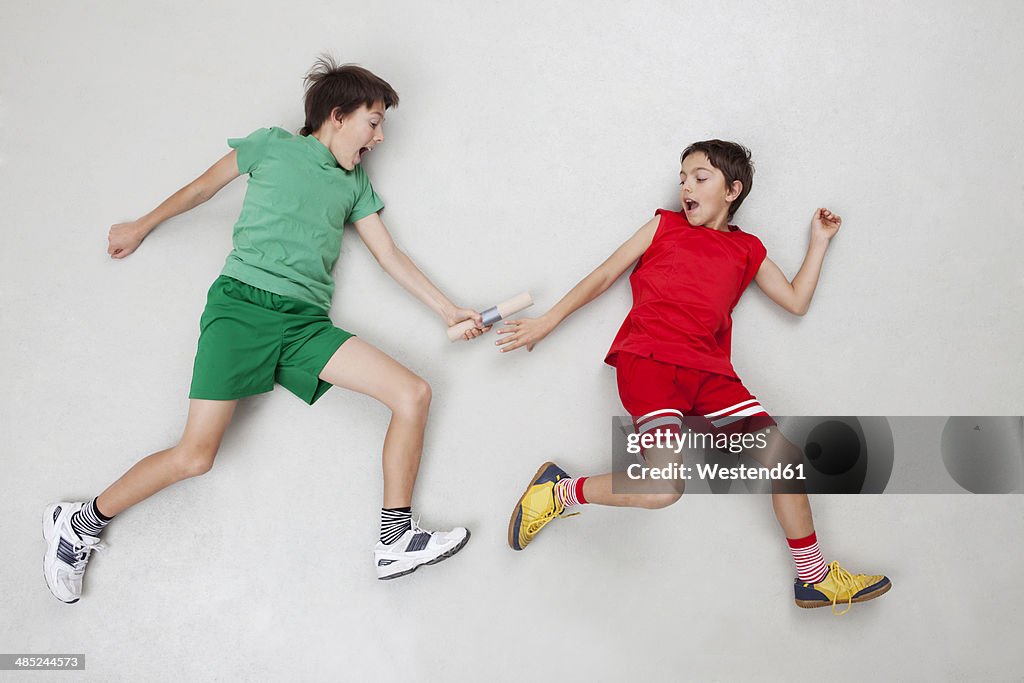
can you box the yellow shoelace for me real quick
[525,508,558,535]
[825,561,859,615]
[523,484,584,535]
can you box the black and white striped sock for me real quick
[70,498,112,538]
[380,507,412,545]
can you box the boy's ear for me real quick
[726,180,743,202]
[331,107,346,127]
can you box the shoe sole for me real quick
[795,580,892,609]
[377,530,471,581]
[42,504,79,604]
[507,461,558,551]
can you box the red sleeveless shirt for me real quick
[605,209,766,378]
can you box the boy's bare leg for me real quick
[744,429,815,538]
[575,428,815,536]
[579,445,686,510]
[320,337,470,579]
[95,399,237,517]
[318,337,431,508]
[744,428,891,609]
[771,493,814,538]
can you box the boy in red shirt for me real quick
[502,140,890,614]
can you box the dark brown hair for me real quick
[680,140,754,219]
[299,56,399,136]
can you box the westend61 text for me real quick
[626,462,806,482]
[625,429,769,455]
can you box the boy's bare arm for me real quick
[107,150,241,259]
[496,215,660,353]
[754,208,842,315]
[352,212,485,337]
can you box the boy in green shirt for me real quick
[43,58,481,602]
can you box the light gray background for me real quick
[2,1,1023,681]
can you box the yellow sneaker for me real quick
[794,561,891,614]
[508,462,577,550]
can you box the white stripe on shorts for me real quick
[635,409,684,435]
[710,405,767,427]
[704,399,759,418]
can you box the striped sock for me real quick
[70,498,112,538]
[554,477,588,508]
[788,531,829,583]
[380,507,412,545]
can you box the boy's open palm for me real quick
[496,316,554,353]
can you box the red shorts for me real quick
[616,352,775,437]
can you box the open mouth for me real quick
[357,146,371,162]
[684,198,699,212]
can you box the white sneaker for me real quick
[374,521,469,580]
[43,502,105,603]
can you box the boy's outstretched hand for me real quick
[445,307,490,341]
[495,315,555,353]
[811,208,842,243]
[107,220,147,259]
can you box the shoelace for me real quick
[825,561,859,616]
[70,540,106,577]
[409,518,433,536]
[524,491,578,535]
[525,507,558,535]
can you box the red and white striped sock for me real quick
[787,532,829,584]
[554,477,588,508]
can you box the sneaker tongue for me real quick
[410,519,433,534]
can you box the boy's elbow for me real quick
[595,266,619,293]
[189,181,214,205]
[375,244,401,268]
[791,301,809,316]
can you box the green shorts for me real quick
[189,276,353,404]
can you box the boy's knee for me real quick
[641,490,684,509]
[174,441,219,478]
[394,376,431,416]
[772,437,804,468]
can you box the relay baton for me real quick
[447,292,533,342]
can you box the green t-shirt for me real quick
[221,127,384,309]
